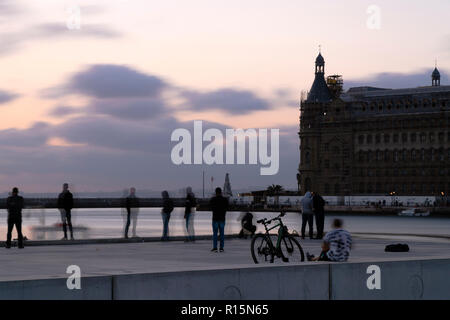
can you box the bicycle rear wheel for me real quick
[279,235,305,262]
[251,234,274,264]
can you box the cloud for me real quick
[45,64,168,99]
[0,23,120,56]
[182,88,272,115]
[345,68,449,89]
[0,122,49,147]
[88,98,167,120]
[0,118,300,192]
[48,105,81,117]
[0,89,19,104]
[34,23,120,39]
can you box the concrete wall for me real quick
[331,259,450,300]
[0,258,449,300]
[112,264,329,300]
[0,276,111,300]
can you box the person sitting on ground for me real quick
[307,218,352,262]
[237,211,256,239]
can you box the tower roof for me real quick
[432,67,440,79]
[307,75,332,103]
[315,52,325,65]
[307,52,331,102]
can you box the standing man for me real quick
[184,187,196,242]
[125,187,140,239]
[209,187,228,252]
[6,187,24,249]
[312,191,326,239]
[300,191,314,239]
[58,183,74,240]
[161,190,174,241]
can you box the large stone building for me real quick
[298,52,450,197]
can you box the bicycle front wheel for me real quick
[279,235,305,262]
[251,234,274,264]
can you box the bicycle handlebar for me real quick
[256,212,285,225]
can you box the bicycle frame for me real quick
[261,217,287,251]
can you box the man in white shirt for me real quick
[307,218,352,262]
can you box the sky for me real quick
[0,0,449,195]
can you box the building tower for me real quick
[298,51,332,194]
[432,65,440,86]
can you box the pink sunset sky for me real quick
[0,0,448,194]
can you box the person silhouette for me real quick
[124,187,140,238]
[58,183,74,240]
[6,187,24,249]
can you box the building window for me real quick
[421,148,425,161]
[430,133,435,143]
[438,132,444,142]
[420,133,426,143]
[393,133,399,143]
[411,149,417,161]
[324,184,330,194]
[358,135,364,144]
[359,183,364,193]
[410,133,416,142]
[324,159,330,168]
[324,143,329,151]
[375,134,381,144]
[305,151,311,164]
[334,184,340,194]
[384,150,390,161]
[376,183,381,193]
[367,135,373,144]
[384,134,390,143]
[394,150,399,162]
[401,133,407,143]
[358,151,364,162]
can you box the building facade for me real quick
[298,53,450,197]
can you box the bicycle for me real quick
[250,211,305,264]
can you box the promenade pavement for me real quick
[1,235,449,282]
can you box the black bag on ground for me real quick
[385,243,409,252]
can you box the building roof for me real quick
[432,67,440,78]
[307,74,332,103]
[315,53,325,65]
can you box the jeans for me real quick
[314,210,324,239]
[125,209,138,238]
[60,208,73,238]
[185,213,195,240]
[212,220,225,249]
[161,213,170,240]
[301,214,314,238]
[6,215,23,247]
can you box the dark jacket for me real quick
[125,195,140,214]
[184,193,196,217]
[241,212,254,229]
[210,195,228,222]
[313,194,325,214]
[162,198,174,215]
[57,191,73,211]
[6,195,24,217]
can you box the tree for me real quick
[267,184,284,207]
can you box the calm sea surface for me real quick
[1,208,449,240]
